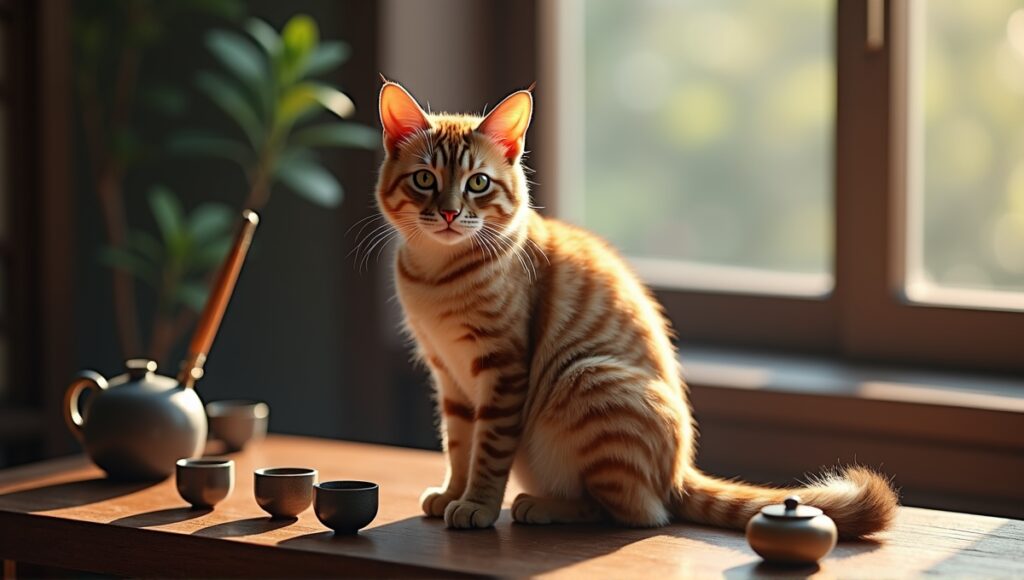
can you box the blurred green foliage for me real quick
[76,1,379,359]
[169,13,380,209]
[99,187,235,313]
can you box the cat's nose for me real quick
[440,209,461,224]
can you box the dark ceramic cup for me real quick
[175,457,234,508]
[314,481,379,534]
[254,467,317,518]
[205,400,269,451]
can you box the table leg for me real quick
[2,560,15,580]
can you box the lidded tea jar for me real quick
[746,496,838,564]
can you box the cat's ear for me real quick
[478,90,533,162]
[379,82,430,152]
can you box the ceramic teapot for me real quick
[64,210,260,481]
[64,359,207,480]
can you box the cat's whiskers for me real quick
[475,229,501,264]
[352,220,396,261]
[372,219,418,265]
[482,227,522,275]
[353,212,419,271]
[486,224,536,281]
[345,212,386,238]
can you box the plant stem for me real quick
[97,164,143,358]
[244,149,275,209]
[146,260,180,364]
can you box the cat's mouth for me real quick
[431,225,466,242]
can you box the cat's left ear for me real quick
[477,89,534,162]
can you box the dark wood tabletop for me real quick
[0,434,1021,578]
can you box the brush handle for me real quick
[179,210,260,388]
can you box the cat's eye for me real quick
[466,173,491,194]
[411,170,437,191]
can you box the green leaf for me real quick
[177,281,210,312]
[303,41,350,77]
[196,70,263,146]
[148,186,186,246]
[187,203,234,244]
[275,154,343,207]
[245,17,281,57]
[127,230,163,264]
[189,236,233,271]
[309,84,355,118]
[97,246,159,286]
[277,83,355,130]
[289,122,380,150]
[166,130,251,164]
[206,30,266,89]
[279,14,319,84]
[282,15,318,61]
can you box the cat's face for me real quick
[375,82,533,248]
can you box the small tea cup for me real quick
[175,457,234,508]
[255,467,317,518]
[314,480,379,534]
[206,400,269,451]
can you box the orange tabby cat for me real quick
[373,81,898,536]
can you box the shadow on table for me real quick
[279,530,375,549]
[0,477,157,512]
[723,538,882,578]
[194,516,299,538]
[110,506,211,527]
[723,562,821,578]
[275,509,753,576]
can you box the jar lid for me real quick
[761,495,823,519]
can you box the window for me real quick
[905,0,1024,310]
[542,0,1024,372]
[577,0,834,297]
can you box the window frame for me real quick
[537,0,1024,374]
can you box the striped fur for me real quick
[374,81,898,535]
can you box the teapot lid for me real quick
[125,359,158,380]
[760,496,823,520]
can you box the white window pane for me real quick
[575,0,834,295]
[907,1,1024,309]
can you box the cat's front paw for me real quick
[511,494,551,524]
[420,487,460,518]
[444,499,499,529]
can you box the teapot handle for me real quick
[63,371,108,439]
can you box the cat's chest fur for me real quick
[395,261,528,404]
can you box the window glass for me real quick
[907,1,1024,307]
[580,0,835,294]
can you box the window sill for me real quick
[680,344,1024,518]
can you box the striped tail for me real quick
[675,467,899,539]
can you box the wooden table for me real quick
[1,435,1021,578]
